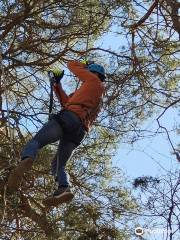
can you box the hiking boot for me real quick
[42,186,74,207]
[7,158,33,192]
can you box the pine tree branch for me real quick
[131,0,159,30]
[20,194,58,238]
[164,0,180,35]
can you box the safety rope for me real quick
[75,5,92,90]
[47,71,59,180]
[48,6,93,181]
[85,5,92,60]
[48,71,54,120]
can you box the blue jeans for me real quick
[21,110,86,187]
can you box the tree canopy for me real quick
[0,0,179,239]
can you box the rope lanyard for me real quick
[85,6,92,60]
[47,71,59,180]
[75,5,92,90]
[49,6,93,180]
[48,71,54,119]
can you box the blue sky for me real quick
[95,27,179,182]
[95,27,179,239]
[113,107,179,181]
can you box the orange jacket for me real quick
[53,61,105,132]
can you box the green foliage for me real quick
[0,0,179,239]
[133,176,160,190]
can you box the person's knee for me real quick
[21,139,39,160]
[34,119,63,146]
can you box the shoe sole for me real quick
[43,192,74,207]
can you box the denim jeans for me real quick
[21,110,86,187]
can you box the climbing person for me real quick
[7,60,106,207]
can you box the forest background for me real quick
[0,0,179,239]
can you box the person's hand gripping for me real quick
[48,69,64,84]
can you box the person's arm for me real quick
[67,60,99,82]
[53,83,75,107]
[53,82,69,107]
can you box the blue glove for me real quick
[48,69,64,83]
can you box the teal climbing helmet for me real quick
[88,63,106,80]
